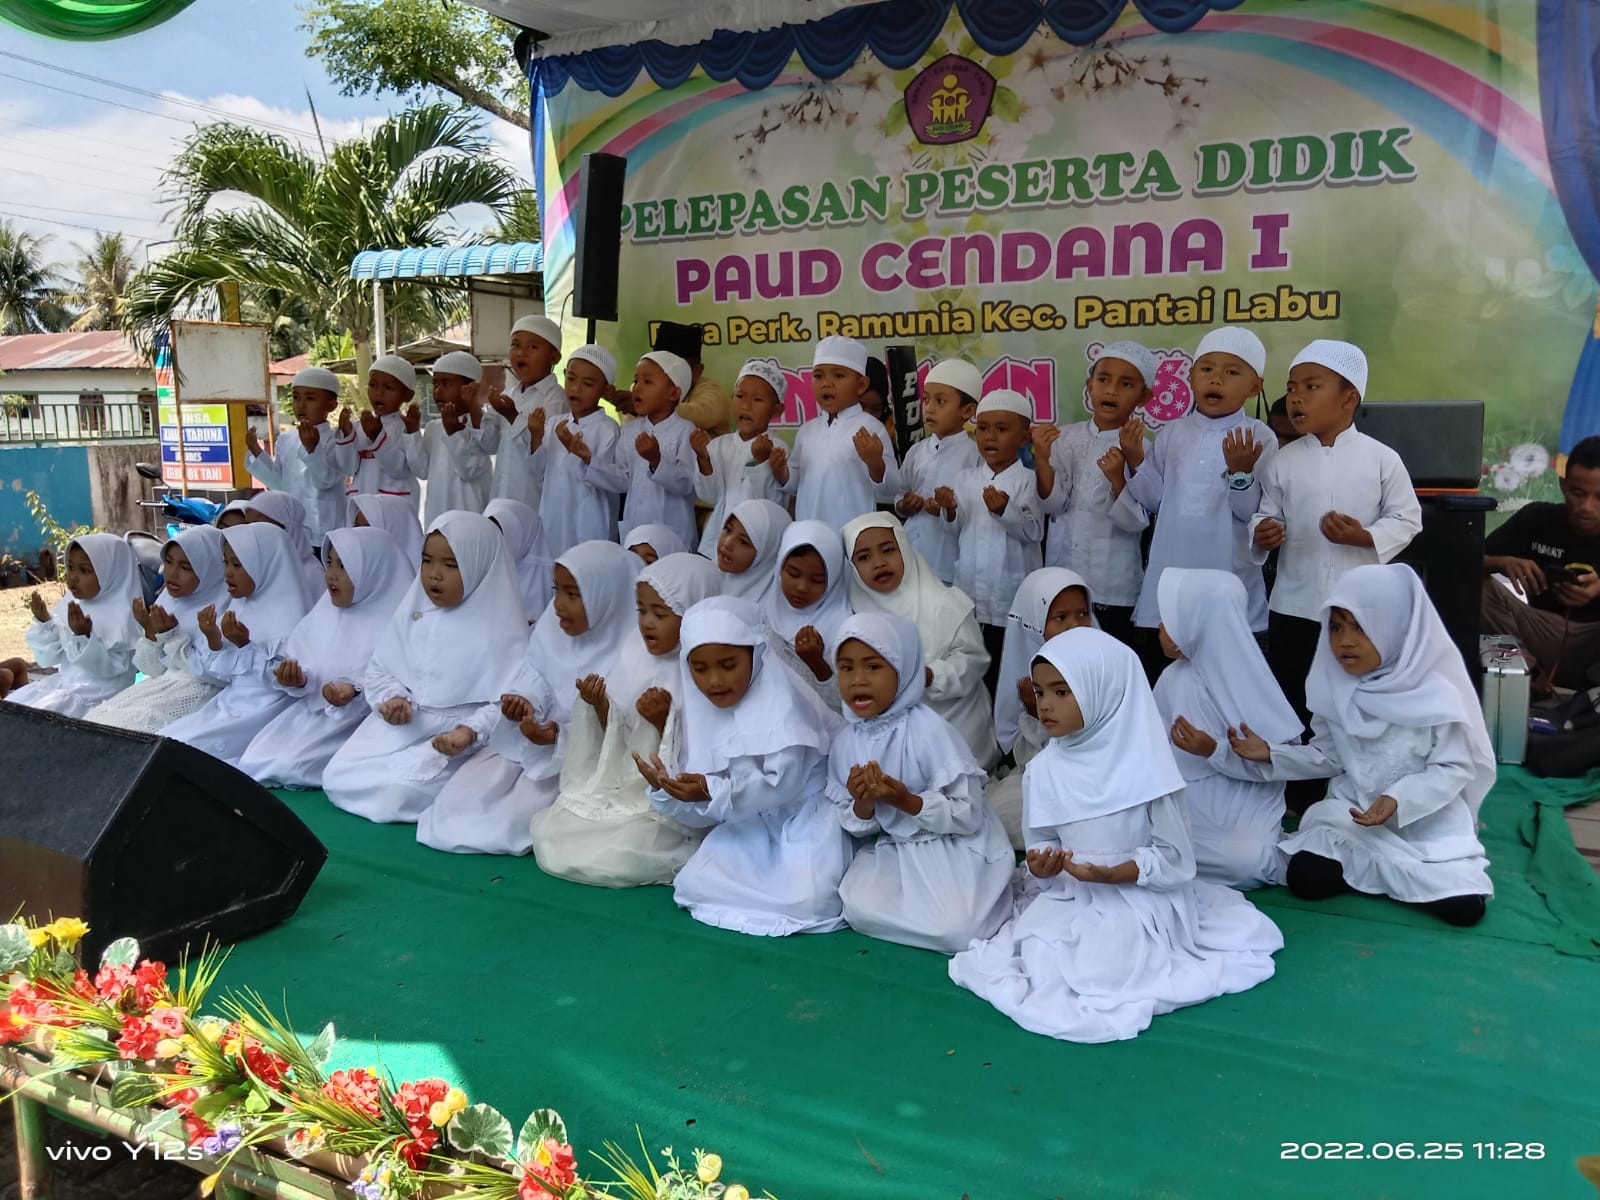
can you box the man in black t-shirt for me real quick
[1481,435,1600,687]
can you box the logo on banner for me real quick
[906,55,995,145]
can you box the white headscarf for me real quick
[716,498,791,602]
[1308,564,1497,816]
[994,567,1096,754]
[484,497,551,621]
[1154,568,1301,781]
[610,553,724,711]
[524,540,641,721]
[1025,627,1186,825]
[55,533,142,648]
[841,512,975,663]
[283,527,412,690]
[218,524,315,647]
[824,613,982,831]
[624,523,689,560]
[245,492,322,594]
[348,494,424,566]
[676,595,837,775]
[215,499,253,527]
[765,519,853,648]
[156,525,231,638]
[369,511,527,708]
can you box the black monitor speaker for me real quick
[1354,400,1484,489]
[572,152,627,323]
[0,702,327,963]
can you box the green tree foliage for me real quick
[66,232,135,332]
[0,221,72,334]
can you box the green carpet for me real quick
[206,771,1600,1199]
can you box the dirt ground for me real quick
[0,582,65,666]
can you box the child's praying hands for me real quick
[852,427,886,480]
[378,696,413,725]
[274,659,307,689]
[402,403,422,434]
[793,625,830,680]
[432,725,476,756]
[337,406,354,437]
[221,611,250,648]
[486,384,517,424]
[1320,511,1374,548]
[982,485,1010,515]
[359,407,383,440]
[298,419,321,451]
[577,672,609,725]
[932,485,957,521]
[634,429,661,469]
[1253,517,1286,550]
[66,601,92,637]
[28,590,50,623]
[322,681,359,707]
[500,693,533,722]
[197,604,223,651]
[636,687,671,736]
[1221,428,1264,474]
[1118,417,1146,467]
[1351,795,1398,826]
[1097,446,1127,493]
[526,407,546,453]
[1226,722,1271,762]
[520,714,559,745]
[1026,846,1068,878]
[1169,715,1217,758]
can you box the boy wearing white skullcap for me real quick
[1249,338,1421,722]
[617,350,700,550]
[935,387,1044,702]
[246,366,346,549]
[539,344,629,557]
[1033,340,1157,648]
[480,314,569,510]
[407,351,493,526]
[898,359,982,584]
[774,335,905,530]
[690,357,789,557]
[334,354,424,514]
[1124,326,1279,642]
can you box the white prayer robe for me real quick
[899,432,981,584]
[779,405,905,530]
[948,793,1284,1042]
[161,639,295,766]
[984,711,1047,851]
[82,628,220,733]
[537,409,628,558]
[16,614,136,718]
[693,431,784,557]
[1151,732,1288,891]
[245,424,345,548]
[1249,426,1422,621]
[617,410,699,550]
[334,411,420,511]
[1125,409,1277,630]
[1038,422,1149,608]
[480,373,568,508]
[407,419,492,526]
[950,459,1045,626]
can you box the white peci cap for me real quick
[1290,339,1368,398]
[568,343,616,385]
[925,358,983,402]
[1193,326,1266,378]
[431,350,482,382]
[640,350,692,398]
[511,315,563,353]
[291,366,341,394]
[812,334,868,375]
[1093,340,1158,388]
[737,357,787,402]
[370,354,417,392]
[975,388,1033,420]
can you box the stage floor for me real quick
[209,769,1600,1199]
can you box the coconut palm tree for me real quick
[123,102,521,383]
[0,221,72,334]
[67,233,136,332]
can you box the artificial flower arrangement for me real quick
[0,917,768,1200]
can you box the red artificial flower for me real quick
[392,1078,450,1138]
[93,964,134,1007]
[240,1041,288,1090]
[183,1112,214,1147]
[395,1129,438,1171]
[519,1139,578,1199]
[0,1002,26,1045]
[145,1005,185,1039]
[132,960,170,1011]
[116,1015,160,1061]
[322,1068,383,1119]
[71,969,96,1001]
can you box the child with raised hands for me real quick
[898,358,981,584]
[618,350,700,551]
[82,526,231,733]
[827,613,1013,952]
[409,351,493,526]
[713,498,791,604]
[334,354,423,512]
[637,595,851,936]
[1153,568,1299,890]
[841,512,996,770]
[159,524,315,766]
[948,628,1282,1043]
[764,520,853,706]
[538,344,629,558]
[1226,564,1494,926]
[236,527,413,789]
[11,534,143,718]
[529,552,722,885]
[480,315,566,509]
[322,512,529,826]
[244,366,345,554]
[691,358,788,558]
[986,567,1096,849]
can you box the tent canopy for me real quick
[468,0,869,55]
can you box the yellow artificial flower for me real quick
[196,1017,227,1043]
[697,1153,723,1184]
[428,1101,453,1128]
[725,1186,750,1200]
[445,1087,467,1114]
[200,1172,221,1197]
[156,1038,184,1059]
[25,929,48,948]
[43,918,88,945]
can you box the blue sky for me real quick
[0,0,530,269]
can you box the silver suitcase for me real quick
[1480,634,1531,764]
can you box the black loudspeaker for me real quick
[1354,400,1484,489]
[0,702,327,964]
[1393,503,1490,685]
[884,344,923,451]
[572,152,627,323]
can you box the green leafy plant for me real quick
[23,490,100,581]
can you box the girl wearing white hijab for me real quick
[828,613,1013,952]
[13,533,143,717]
[1228,564,1495,925]
[236,527,413,788]
[641,595,851,935]
[949,628,1282,1043]
[484,497,552,622]
[323,512,527,825]
[419,539,642,855]
[841,512,996,770]
[529,552,722,885]
[1154,568,1299,890]
[713,498,790,603]
[764,520,853,706]
[623,523,688,564]
[82,526,232,732]
[244,491,324,597]
[985,567,1097,849]
[348,494,424,566]
[160,524,316,765]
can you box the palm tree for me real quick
[67,232,135,332]
[0,221,72,335]
[123,103,521,384]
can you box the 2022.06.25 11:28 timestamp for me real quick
[1280,1142,1546,1161]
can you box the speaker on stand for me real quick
[572,152,628,345]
